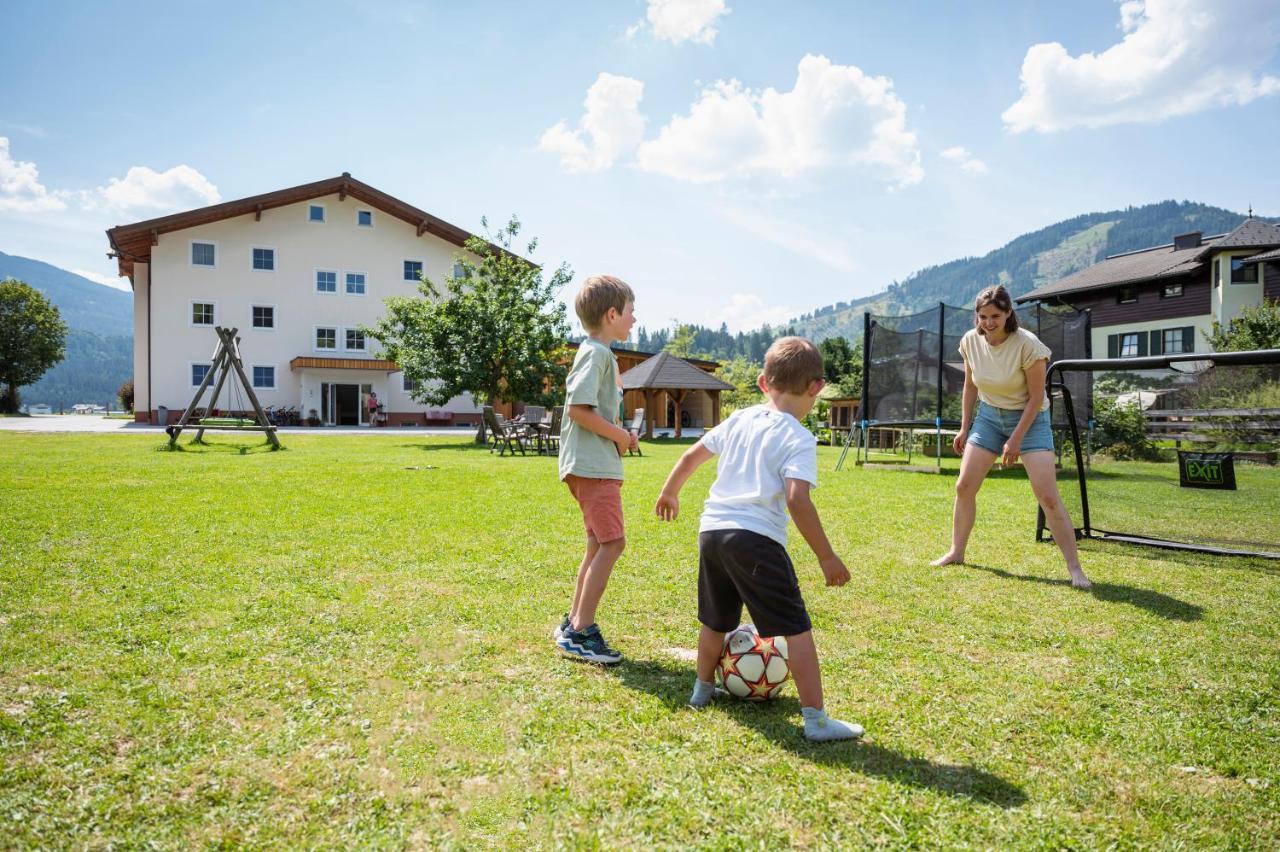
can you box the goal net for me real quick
[1041,349,1280,559]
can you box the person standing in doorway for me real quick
[366,390,379,427]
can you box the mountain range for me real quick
[0,250,132,409]
[785,200,1277,343]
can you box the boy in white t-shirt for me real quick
[655,337,863,742]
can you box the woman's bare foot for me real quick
[930,551,964,567]
[1069,568,1092,590]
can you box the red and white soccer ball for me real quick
[717,624,791,700]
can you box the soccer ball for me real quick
[717,624,790,700]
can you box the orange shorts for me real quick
[564,475,625,543]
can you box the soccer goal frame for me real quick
[1037,348,1280,560]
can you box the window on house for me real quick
[1162,283,1183,298]
[315,327,337,350]
[252,306,274,329]
[191,302,215,326]
[252,248,275,271]
[1231,257,1258,284]
[1119,332,1140,357]
[316,270,337,293]
[452,261,469,279]
[357,210,373,227]
[1162,328,1185,354]
[403,375,419,393]
[252,366,275,389]
[191,242,216,266]
[404,260,423,281]
[191,363,212,386]
[346,329,366,351]
[345,272,366,295]
[308,204,325,223]
[1117,286,1138,304]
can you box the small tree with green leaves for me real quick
[715,357,764,413]
[818,335,863,395]
[118,379,135,413]
[1207,298,1280,352]
[366,216,572,440]
[0,278,67,414]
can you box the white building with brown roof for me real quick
[106,174,494,426]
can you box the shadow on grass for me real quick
[614,657,1028,808]
[158,438,282,455]
[964,563,1204,621]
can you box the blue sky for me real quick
[2,0,1278,333]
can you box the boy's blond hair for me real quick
[764,336,824,395]
[575,275,634,331]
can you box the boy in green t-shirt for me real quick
[554,275,638,664]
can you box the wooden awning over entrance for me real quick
[290,356,400,371]
[620,351,735,438]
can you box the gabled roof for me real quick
[105,173,510,279]
[621,351,735,391]
[1016,238,1217,303]
[1019,217,1280,304]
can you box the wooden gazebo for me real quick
[621,351,735,439]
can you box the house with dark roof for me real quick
[106,173,518,426]
[1017,218,1280,360]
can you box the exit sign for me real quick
[1178,451,1237,490]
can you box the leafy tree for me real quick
[817,335,863,393]
[664,323,698,358]
[1207,298,1280,352]
[0,278,67,413]
[1092,396,1157,460]
[118,378,134,412]
[366,216,572,439]
[715,357,763,413]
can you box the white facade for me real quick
[132,193,481,426]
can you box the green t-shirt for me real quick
[559,339,624,481]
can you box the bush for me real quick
[117,378,134,412]
[1092,396,1158,460]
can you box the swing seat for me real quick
[198,417,257,427]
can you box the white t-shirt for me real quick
[958,327,1052,411]
[698,405,819,547]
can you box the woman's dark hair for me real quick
[973,284,1019,336]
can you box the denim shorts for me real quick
[967,401,1054,455]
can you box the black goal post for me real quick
[1039,348,1280,560]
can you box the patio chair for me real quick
[541,405,563,456]
[483,406,529,456]
[627,408,645,456]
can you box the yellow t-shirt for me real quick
[958,327,1051,411]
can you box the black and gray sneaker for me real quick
[556,623,622,665]
[553,613,571,641]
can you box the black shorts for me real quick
[698,529,812,638]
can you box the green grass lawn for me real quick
[1,432,1278,848]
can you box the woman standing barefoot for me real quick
[931,285,1091,589]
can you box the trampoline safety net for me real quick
[862,302,1091,431]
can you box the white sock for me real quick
[689,678,717,708]
[801,706,864,742]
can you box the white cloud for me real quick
[940,145,988,174]
[71,268,131,292]
[635,0,730,45]
[635,54,923,188]
[0,137,66,213]
[719,207,859,272]
[709,293,796,333]
[538,73,647,172]
[1003,0,1280,133]
[87,165,221,217]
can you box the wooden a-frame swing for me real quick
[166,325,281,449]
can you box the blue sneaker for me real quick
[553,613,571,641]
[557,623,622,665]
